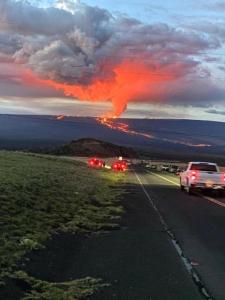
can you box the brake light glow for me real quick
[191,170,197,180]
[223,172,225,182]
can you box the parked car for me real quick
[168,165,179,173]
[146,164,157,170]
[160,165,170,172]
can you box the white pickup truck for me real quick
[180,162,225,195]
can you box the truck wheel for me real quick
[186,186,194,195]
[180,179,184,191]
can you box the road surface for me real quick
[133,165,225,300]
[62,157,225,299]
[17,156,225,299]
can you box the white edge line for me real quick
[134,170,212,300]
[202,195,225,209]
[150,172,225,210]
[149,172,180,186]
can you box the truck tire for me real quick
[185,179,194,195]
[180,179,184,191]
[187,186,194,195]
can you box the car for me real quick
[168,165,179,173]
[146,164,157,170]
[160,165,170,172]
[180,161,225,195]
[111,160,127,171]
[175,167,184,176]
[122,159,132,166]
[88,158,105,168]
[151,165,157,170]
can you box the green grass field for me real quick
[0,151,124,299]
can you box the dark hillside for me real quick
[46,138,137,158]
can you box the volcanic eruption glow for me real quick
[0,0,221,118]
[28,60,179,117]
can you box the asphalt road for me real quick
[14,157,225,300]
[134,166,225,300]
[62,157,225,299]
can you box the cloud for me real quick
[185,20,225,43]
[206,108,225,116]
[205,1,225,11]
[0,0,225,116]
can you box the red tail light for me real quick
[191,170,197,180]
[223,172,225,182]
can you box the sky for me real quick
[0,0,225,121]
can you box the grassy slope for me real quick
[0,151,124,299]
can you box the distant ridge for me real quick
[45,138,137,158]
[0,115,224,161]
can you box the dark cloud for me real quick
[186,21,225,42]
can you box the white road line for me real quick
[135,171,155,203]
[149,172,180,186]
[202,195,225,209]
[133,170,212,299]
[150,171,225,210]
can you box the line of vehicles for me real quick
[88,157,130,172]
[87,158,225,195]
[146,161,225,196]
[146,163,182,174]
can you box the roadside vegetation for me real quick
[0,151,124,299]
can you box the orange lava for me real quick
[56,115,65,120]
[96,117,211,147]
[22,62,211,148]
[96,117,154,139]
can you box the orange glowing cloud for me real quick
[24,60,179,117]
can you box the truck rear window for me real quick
[190,163,217,172]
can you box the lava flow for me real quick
[96,117,154,139]
[97,117,211,147]
[56,115,65,120]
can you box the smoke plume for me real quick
[0,0,224,116]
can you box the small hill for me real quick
[48,138,137,158]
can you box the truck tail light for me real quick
[223,172,225,182]
[191,171,197,180]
